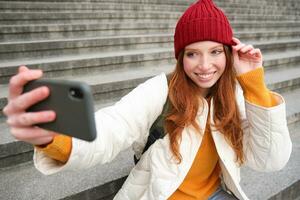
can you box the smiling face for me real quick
[183,41,227,97]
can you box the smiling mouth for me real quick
[195,72,216,80]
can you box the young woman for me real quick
[4,0,292,199]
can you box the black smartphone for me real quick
[23,79,97,142]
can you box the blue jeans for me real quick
[208,187,239,200]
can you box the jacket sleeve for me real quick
[34,73,169,175]
[236,85,292,172]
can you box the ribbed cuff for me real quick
[236,67,276,107]
[35,135,72,163]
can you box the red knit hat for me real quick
[174,0,235,59]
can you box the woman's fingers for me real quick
[10,126,56,145]
[232,38,254,53]
[232,37,241,45]
[249,48,262,56]
[29,136,55,146]
[4,66,57,146]
[8,66,43,99]
[232,38,261,58]
[232,43,246,51]
[240,45,254,53]
[3,86,50,115]
[232,37,246,50]
[6,110,56,127]
[18,65,29,73]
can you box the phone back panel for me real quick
[23,79,97,141]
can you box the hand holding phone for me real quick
[4,66,56,145]
[23,79,97,142]
[4,66,97,145]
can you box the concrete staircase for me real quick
[0,0,299,199]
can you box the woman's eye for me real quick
[211,49,223,55]
[186,52,196,57]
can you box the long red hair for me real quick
[164,45,244,165]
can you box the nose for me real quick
[197,55,211,70]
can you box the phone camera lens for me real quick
[69,88,84,99]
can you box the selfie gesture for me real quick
[4,66,57,145]
[3,0,292,199]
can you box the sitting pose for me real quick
[4,0,292,199]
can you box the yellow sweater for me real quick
[168,119,220,200]
[37,67,278,199]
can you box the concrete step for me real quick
[0,34,174,61]
[3,0,194,5]
[1,32,300,61]
[2,21,300,42]
[0,47,175,84]
[262,50,300,73]
[211,6,296,14]
[232,21,300,32]
[0,1,190,12]
[1,39,300,82]
[0,117,34,169]
[0,11,182,25]
[237,30,300,42]
[268,179,300,200]
[1,12,299,25]
[0,146,135,200]
[276,88,300,126]
[0,87,299,200]
[0,60,299,169]
[256,39,300,54]
[4,0,300,7]
[0,22,175,42]
[0,1,299,14]
[265,63,300,93]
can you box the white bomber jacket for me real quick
[34,73,292,200]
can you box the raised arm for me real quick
[34,73,169,174]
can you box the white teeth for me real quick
[197,72,214,79]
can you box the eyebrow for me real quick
[185,44,223,52]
